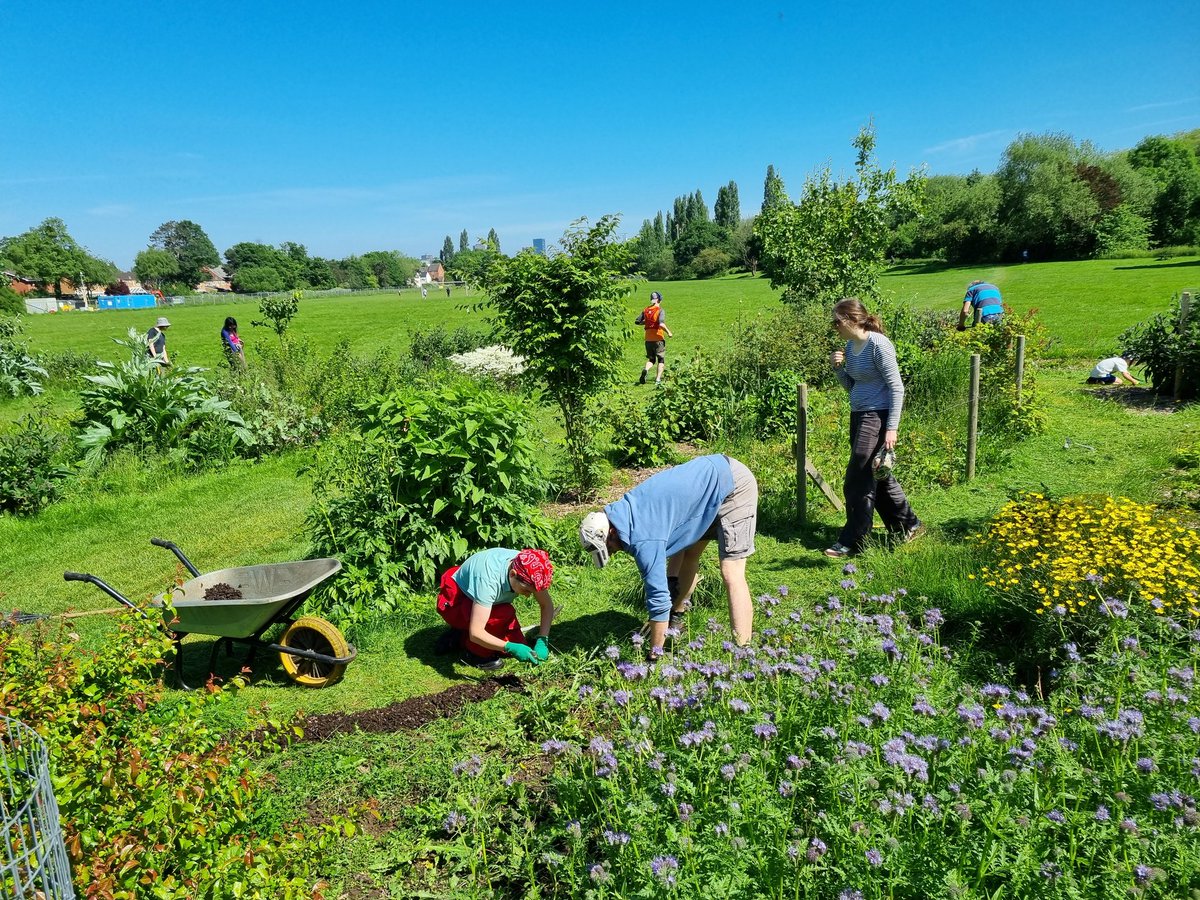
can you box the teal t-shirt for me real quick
[452,548,519,608]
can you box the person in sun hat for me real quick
[146,316,171,367]
[579,453,757,653]
[433,547,556,670]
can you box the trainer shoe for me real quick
[823,543,854,559]
[637,372,647,385]
[462,652,504,671]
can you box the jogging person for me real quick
[636,290,674,385]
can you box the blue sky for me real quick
[2,1,1196,269]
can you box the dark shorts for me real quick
[1086,375,1117,384]
[645,340,665,363]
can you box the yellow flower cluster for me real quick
[972,493,1200,619]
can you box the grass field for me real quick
[4,258,1200,730]
[15,257,1198,369]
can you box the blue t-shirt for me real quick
[453,548,518,608]
[603,454,733,621]
[965,283,1003,318]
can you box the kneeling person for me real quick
[579,453,757,652]
[435,548,555,669]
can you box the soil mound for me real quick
[297,674,523,742]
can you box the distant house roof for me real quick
[204,265,230,281]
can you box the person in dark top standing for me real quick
[221,316,245,367]
[146,316,171,367]
[825,297,922,559]
[957,280,1003,330]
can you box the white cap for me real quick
[579,511,611,568]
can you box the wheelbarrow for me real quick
[63,538,356,689]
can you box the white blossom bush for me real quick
[448,344,526,386]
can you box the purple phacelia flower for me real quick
[865,849,883,867]
[807,837,827,861]
[729,698,751,714]
[1046,809,1065,823]
[1095,805,1110,822]
[753,721,778,741]
[1136,757,1157,774]
[443,811,467,832]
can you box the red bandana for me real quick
[511,549,553,591]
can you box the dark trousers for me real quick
[838,410,919,551]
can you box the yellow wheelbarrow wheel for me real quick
[279,616,351,688]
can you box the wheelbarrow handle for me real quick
[62,572,152,620]
[150,538,201,577]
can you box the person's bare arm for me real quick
[467,601,508,652]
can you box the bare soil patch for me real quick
[1083,386,1182,414]
[296,674,524,742]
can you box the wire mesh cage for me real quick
[2,716,75,899]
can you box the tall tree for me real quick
[459,229,469,252]
[133,248,178,289]
[755,125,924,308]
[691,190,710,223]
[441,236,455,264]
[487,228,500,252]
[762,165,786,213]
[653,211,667,245]
[1127,136,1200,246]
[671,197,688,239]
[0,217,116,299]
[148,220,218,287]
[482,216,633,491]
[714,181,741,231]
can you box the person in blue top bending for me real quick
[958,280,1003,330]
[579,453,757,653]
[825,297,923,560]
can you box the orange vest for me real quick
[642,304,665,341]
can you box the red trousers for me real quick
[436,566,526,660]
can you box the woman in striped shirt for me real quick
[824,297,923,559]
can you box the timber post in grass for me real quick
[796,382,807,524]
[1015,334,1026,404]
[1176,293,1192,403]
[966,353,981,481]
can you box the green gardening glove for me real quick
[534,635,550,661]
[505,641,540,665]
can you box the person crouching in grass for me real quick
[434,548,555,670]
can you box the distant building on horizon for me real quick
[532,238,546,256]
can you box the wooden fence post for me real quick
[966,353,981,481]
[1015,334,1026,404]
[1175,293,1192,403]
[796,383,808,525]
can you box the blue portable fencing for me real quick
[97,293,157,310]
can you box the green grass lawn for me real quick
[5,260,1200,728]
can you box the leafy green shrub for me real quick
[0,283,24,316]
[38,348,95,383]
[408,324,492,370]
[0,410,72,514]
[749,368,804,438]
[78,330,253,466]
[0,315,47,397]
[251,289,301,339]
[604,397,675,467]
[308,382,553,622]
[217,376,325,456]
[1119,294,1200,399]
[0,615,347,897]
[726,304,840,393]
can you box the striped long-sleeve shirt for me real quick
[833,332,905,431]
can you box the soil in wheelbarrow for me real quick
[203,582,243,601]
[296,674,524,742]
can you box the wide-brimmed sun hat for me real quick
[155,316,171,328]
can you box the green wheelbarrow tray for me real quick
[155,558,343,638]
[64,540,355,690]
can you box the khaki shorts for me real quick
[702,456,758,559]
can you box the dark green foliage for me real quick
[0,217,117,298]
[77,330,253,466]
[38,349,94,384]
[148,219,219,287]
[408,324,493,369]
[308,382,553,607]
[482,216,633,492]
[1119,295,1200,399]
[0,614,347,896]
[0,283,22,316]
[442,235,455,263]
[232,264,285,293]
[0,315,47,397]
[762,163,787,212]
[0,410,71,514]
[714,180,741,230]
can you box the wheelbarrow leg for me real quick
[173,633,196,692]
